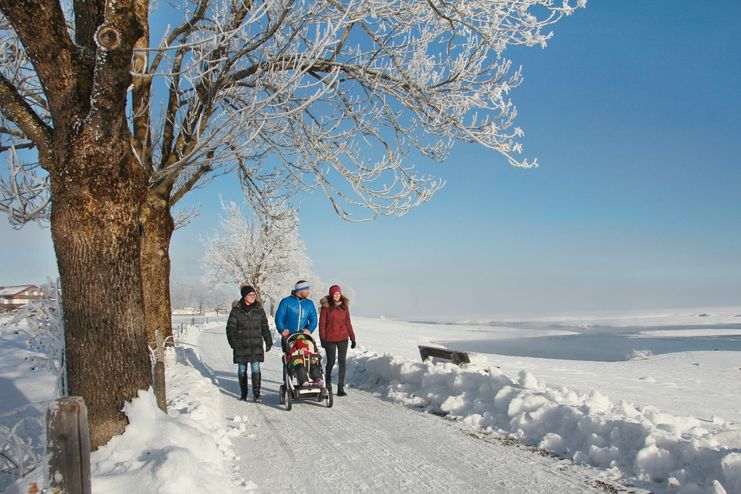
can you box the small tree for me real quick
[203,200,315,314]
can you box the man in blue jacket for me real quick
[275,280,318,351]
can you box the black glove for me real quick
[351,340,356,349]
[265,342,272,352]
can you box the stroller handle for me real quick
[283,331,317,346]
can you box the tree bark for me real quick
[50,122,150,450]
[0,0,152,450]
[140,190,175,343]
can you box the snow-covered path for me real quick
[194,326,611,493]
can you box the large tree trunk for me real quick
[140,190,175,343]
[0,0,151,450]
[50,123,150,449]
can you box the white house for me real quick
[0,285,44,310]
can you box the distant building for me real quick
[0,285,44,311]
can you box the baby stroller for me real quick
[279,333,333,410]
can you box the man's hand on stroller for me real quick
[302,329,311,335]
[281,329,289,336]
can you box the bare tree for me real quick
[0,0,583,447]
[203,200,315,314]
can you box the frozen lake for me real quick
[438,324,741,362]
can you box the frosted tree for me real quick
[0,281,64,484]
[0,281,66,397]
[0,0,583,447]
[203,200,316,314]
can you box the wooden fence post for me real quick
[153,330,167,413]
[47,397,91,494]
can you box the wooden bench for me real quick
[418,345,470,366]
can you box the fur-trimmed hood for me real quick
[320,295,350,308]
[232,299,264,310]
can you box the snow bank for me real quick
[347,351,741,493]
[89,344,248,493]
[90,389,230,493]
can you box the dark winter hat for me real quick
[294,280,310,291]
[329,285,341,296]
[241,285,256,297]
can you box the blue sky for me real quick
[2,1,740,319]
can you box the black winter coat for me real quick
[226,300,272,364]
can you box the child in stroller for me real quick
[286,334,325,387]
[280,333,333,409]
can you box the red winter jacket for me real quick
[319,296,356,344]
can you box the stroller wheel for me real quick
[285,387,293,411]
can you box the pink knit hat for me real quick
[329,285,341,296]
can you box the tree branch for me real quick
[73,0,105,52]
[0,74,52,167]
[331,23,355,63]
[171,163,211,205]
[0,141,35,152]
[132,0,153,174]
[0,0,83,119]
[87,0,145,129]
[159,50,186,168]
[148,0,211,75]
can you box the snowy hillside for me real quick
[2,308,741,493]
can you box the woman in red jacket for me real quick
[319,285,356,396]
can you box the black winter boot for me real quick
[325,365,333,393]
[252,372,262,402]
[238,372,249,401]
[337,365,346,396]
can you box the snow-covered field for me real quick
[2,307,741,493]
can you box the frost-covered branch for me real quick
[0,412,45,486]
[1,0,584,225]
[0,147,50,226]
[0,280,64,486]
[173,203,202,230]
[0,12,53,226]
[0,280,66,397]
[135,0,584,220]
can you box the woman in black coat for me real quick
[226,285,272,402]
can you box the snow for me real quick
[345,349,740,492]
[2,307,740,493]
[633,329,741,338]
[0,324,55,414]
[89,350,246,494]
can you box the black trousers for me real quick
[324,340,348,388]
[294,364,322,385]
